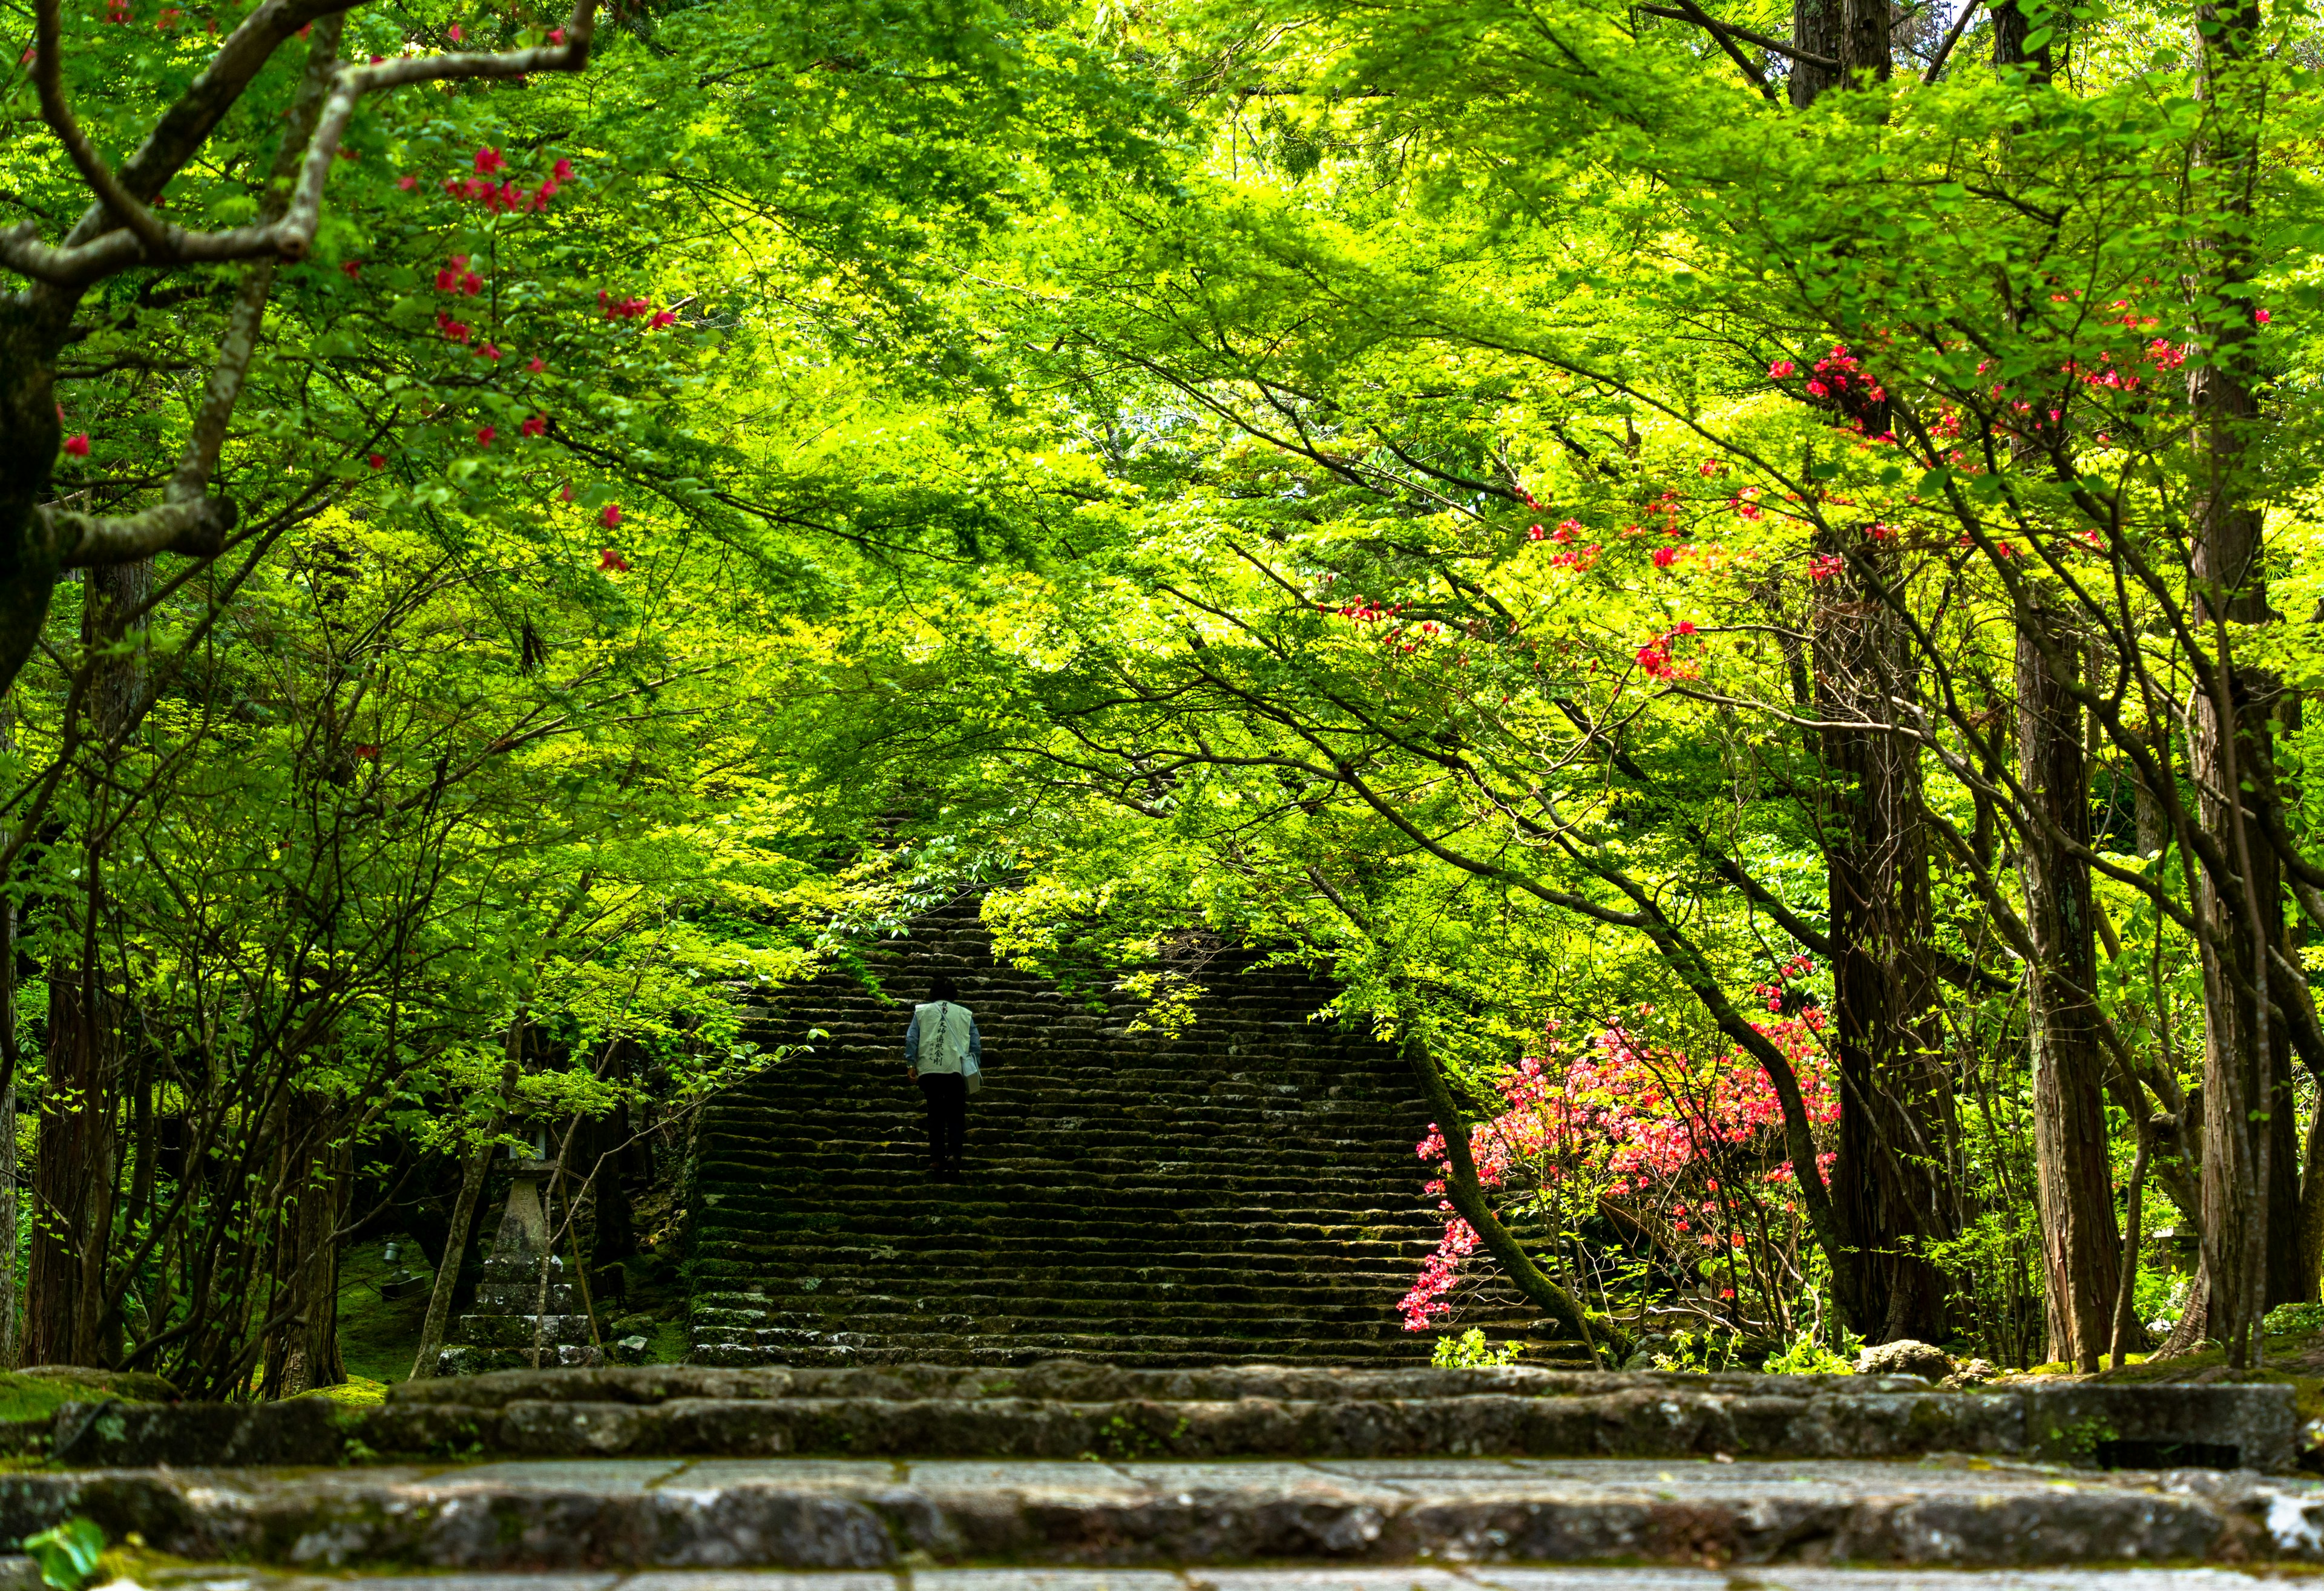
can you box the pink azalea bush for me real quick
[1402,962,1839,1341]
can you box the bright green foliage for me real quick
[15,0,2324,1377]
[1431,1327,1521,1369]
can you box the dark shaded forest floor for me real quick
[326,1236,691,1397]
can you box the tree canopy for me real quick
[5,0,2322,1383]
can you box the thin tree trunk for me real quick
[408,1137,494,1382]
[2189,0,2297,1370]
[2111,1122,2152,1368]
[2015,607,2121,1370]
[290,1126,349,1391]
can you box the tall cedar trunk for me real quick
[2189,0,2299,1360]
[27,561,147,1366]
[273,1108,349,1395]
[1838,0,1889,83]
[1990,0,2056,76]
[2015,606,2121,1370]
[1814,535,1957,1342]
[1790,0,1842,104]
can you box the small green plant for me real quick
[2264,1301,2324,1336]
[1650,1328,1746,1373]
[23,1517,104,1591]
[1433,1328,1523,1368]
[1762,1333,1855,1376]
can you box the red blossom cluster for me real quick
[1633,620,1696,680]
[1794,344,1888,430]
[436,255,482,295]
[440,149,573,212]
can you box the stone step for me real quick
[690,1297,1443,1329]
[46,1366,2301,1471]
[11,1449,2315,1570]
[690,1280,1443,1311]
[111,1564,2324,1591]
[455,1314,602,1350]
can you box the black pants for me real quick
[919,1071,967,1167]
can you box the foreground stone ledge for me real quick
[114,1567,2324,1591]
[0,1458,2321,1570]
[42,1370,2300,1472]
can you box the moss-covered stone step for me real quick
[26,1365,2302,1481]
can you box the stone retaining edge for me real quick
[0,1465,2317,1570]
[34,1379,2299,1471]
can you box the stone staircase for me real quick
[685,896,1583,1367]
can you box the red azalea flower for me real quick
[598,548,630,572]
[62,433,90,457]
[476,426,495,447]
[599,504,621,529]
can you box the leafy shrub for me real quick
[1432,1327,1523,1368]
[1762,1333,1854,1374]
[24,1518,104,1591]
[1650,1327,1748,1373]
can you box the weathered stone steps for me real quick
[10,1449,2319,1571]
[686,899,1477,1365]
[42,1363,2301,1474]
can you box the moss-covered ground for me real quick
[0,1371,140,1421]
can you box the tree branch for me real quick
[8,0,599,293]
[1640,2,1840,67]
[38,496,236,566]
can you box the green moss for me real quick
[2086,1330,2324,1425]
[296,1375,390,1408]
[0,1374,137,1422]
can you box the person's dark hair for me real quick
[927,974,959,1003]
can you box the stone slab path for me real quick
[126,1563,2324,1591]
[12,1458,2324,1570]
